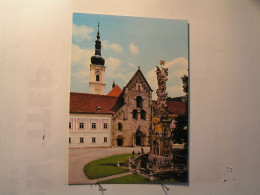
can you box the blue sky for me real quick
[71,13,188,99]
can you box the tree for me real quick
[172,74,188,144]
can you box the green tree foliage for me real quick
[181,75,188,95]
[172,74,188,144]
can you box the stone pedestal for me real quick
[136,166,140,173]
[149,172,154,181]
[128,162,132,170]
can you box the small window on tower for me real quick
[136,96,143,108]
[96,75,100,81]
[138,84,141,91]
[133,110,138,119]
[141,110,146,120]
[118,122,122,131]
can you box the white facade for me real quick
[69,113,112,148]
[89,64,106,95]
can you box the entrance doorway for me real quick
[136,135,141,146]
[135,130,143,146]
[117,135,123,146]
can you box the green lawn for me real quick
[99,174,180,184]
[84,153,131,179]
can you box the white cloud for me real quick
[145,57,188,99]
[103,40,123,53]
[72,24,94,42]
[105,57,122,77]
[167,57,188,78]
[71,70,90,83]
[71,44,93,84]
[114,72,135,84]
[105,57,135,86]
[166,57,188,71]
[114,73,128,83]
[71,44,94,68]
[128,62,136,67]
[167,86,184,97]
[129,43,139,55]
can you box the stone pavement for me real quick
[88,172,133,184]
[68,147,150,184]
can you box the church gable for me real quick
[125,69,152,93]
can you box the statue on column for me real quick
[156,60,169,120]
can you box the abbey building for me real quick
[69,24,152,148]
[69,24,185,148]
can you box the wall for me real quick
[0,0,259,194]
[69,114,112,147]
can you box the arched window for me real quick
[141,110,146,120]
[118,122,122,131]
[136,96,142,108]
[133,109,138,119]
[96,75,100,81]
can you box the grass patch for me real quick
[84,153,131,179]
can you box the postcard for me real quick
[69,13,188,184]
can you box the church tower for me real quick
[89,23,106,95]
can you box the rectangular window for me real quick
[79,122,84,129]
[80,137,84,143]
[92,123,96,129]
[104,123,108,129]
[69,122,71,129]
[92,137,96,143]
[69,137,71,143]
[118,122,122,131]
[104,137,107,143]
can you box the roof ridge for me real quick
[70,92,118,98]
[107,85,123,97]
[124,69,153,91]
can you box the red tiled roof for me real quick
[70,92,118,114]
[107,85,122,97]
[168,101,186,117]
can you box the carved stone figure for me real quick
[155,61,169,120]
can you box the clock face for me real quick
[95,69,100,74]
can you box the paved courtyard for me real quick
[69,146,150,184]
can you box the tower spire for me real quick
[91,22,105,66]
[97,22,100,36]
[95,22,101,56]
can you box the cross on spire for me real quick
[160,60,165,68]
